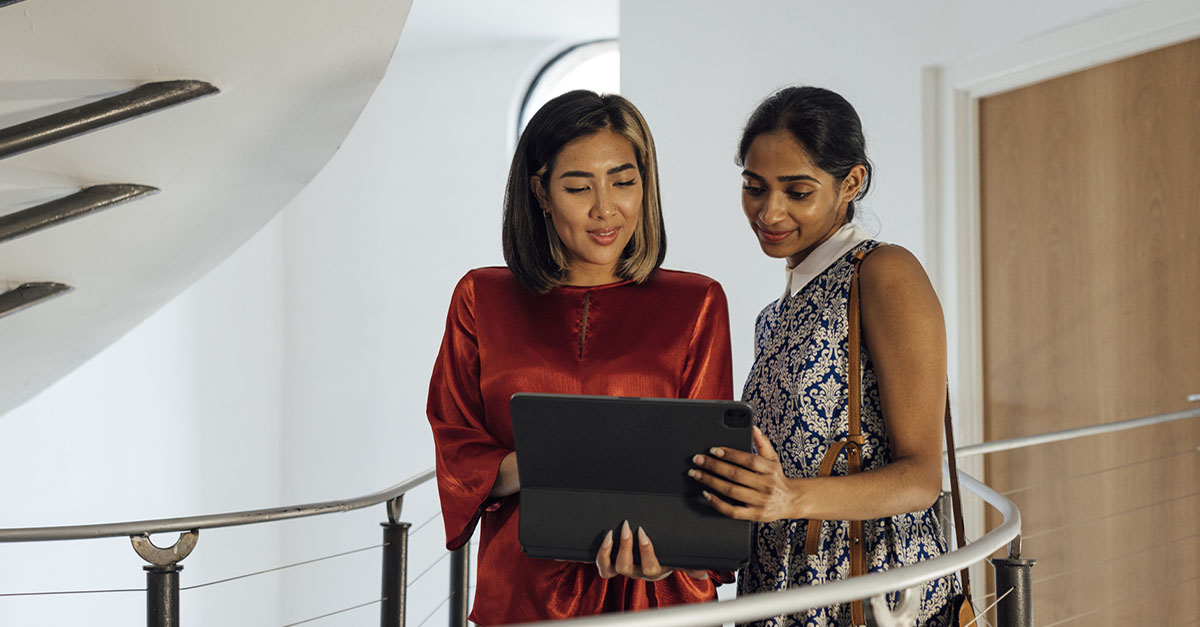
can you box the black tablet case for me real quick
[510,393,753,571]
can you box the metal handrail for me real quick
[506,468,1019,627]
[5,406,1188,624]
[0,282,73,320]
[0,468,436,543]
[953,407,1200,459]
[0,80,218,160]
[0,184,159,245]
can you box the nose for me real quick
[590,186,617,219]
[758,191,787,225]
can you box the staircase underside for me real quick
[0,0,412,417]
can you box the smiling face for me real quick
[741,130,865,267]
[532,129,643,286]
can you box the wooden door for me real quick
[978,37,1200,625]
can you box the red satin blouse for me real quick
[427,267,734,625]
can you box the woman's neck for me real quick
[564,263,621,287]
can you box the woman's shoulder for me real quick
[650,268,723,288]
[447,266,522,304]
[454,266,518,289]
[856,244,941,313]
[647,268,726,299]
[857,244,928,284]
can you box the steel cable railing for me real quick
[0,541,441,626]
[0,468,440,626]
[956,406,1200,625]
[0,543,383,598]
[502,468,1020,627]
[0,451,1023,627]
[0,469,434,542]
[412,540,479,627]
[953,407,1200,460]
[2,406,1194,627]
[280,598,385,627]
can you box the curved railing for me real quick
[509,468,1019,627]
[0,467,450,627]
[3,406,1196,627]
[0,469,435,543]
[0,465,1014,627]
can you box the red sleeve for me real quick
[682,280,736,584]
[679,280,734,401]
[426,272,512,550]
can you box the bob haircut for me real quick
[502,90,666,294]
[736,86,873,223]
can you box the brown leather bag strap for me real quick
[846,250,870,626]
[846,250,867,444]
[801,249,873,625]
[943,392,972,598]
[802,440,850,554]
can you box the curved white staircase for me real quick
[0,0,412,416]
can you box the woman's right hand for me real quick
[594,520,709,582]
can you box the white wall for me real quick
[275,38,566,626]
[0,216,285,626]
[619,0,1142,388]
[273,0,619,621]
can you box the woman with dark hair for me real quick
[688,86,961,625]
[426,90,733,624]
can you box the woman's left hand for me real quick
[689,426,799,523]
[595,520,709,582]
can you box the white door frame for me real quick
[923,0,1200,562]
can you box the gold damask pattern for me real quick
[737,241,958,626]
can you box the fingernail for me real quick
[693,454,705,465]
[710,447,725,458]
[753,425,763,435]
[602,529,613,546]
[702,490,712,501]
[637,526,649,546]
[688,469,700,479]
[621,520,631,539]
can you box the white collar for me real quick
[784,223,870,298]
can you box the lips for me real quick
[757,226,793,244]
[588,226,621,246]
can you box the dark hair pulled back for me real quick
[736,86,873,222]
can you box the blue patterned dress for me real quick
[737,240,957,626]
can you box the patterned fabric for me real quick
[737,240,959,626]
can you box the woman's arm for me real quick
[679,280,735,401]
[428,273,519,547]
[691,245,946,522]
[489,451,520,498]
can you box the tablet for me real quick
[510,393,753,571]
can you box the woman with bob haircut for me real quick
[427,90,734,624]
[688,86,962,626]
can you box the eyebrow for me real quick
[559,163,637,178]
[741,169,821,184]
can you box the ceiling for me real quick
[0,0,620,419]
[396,0,618,49]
